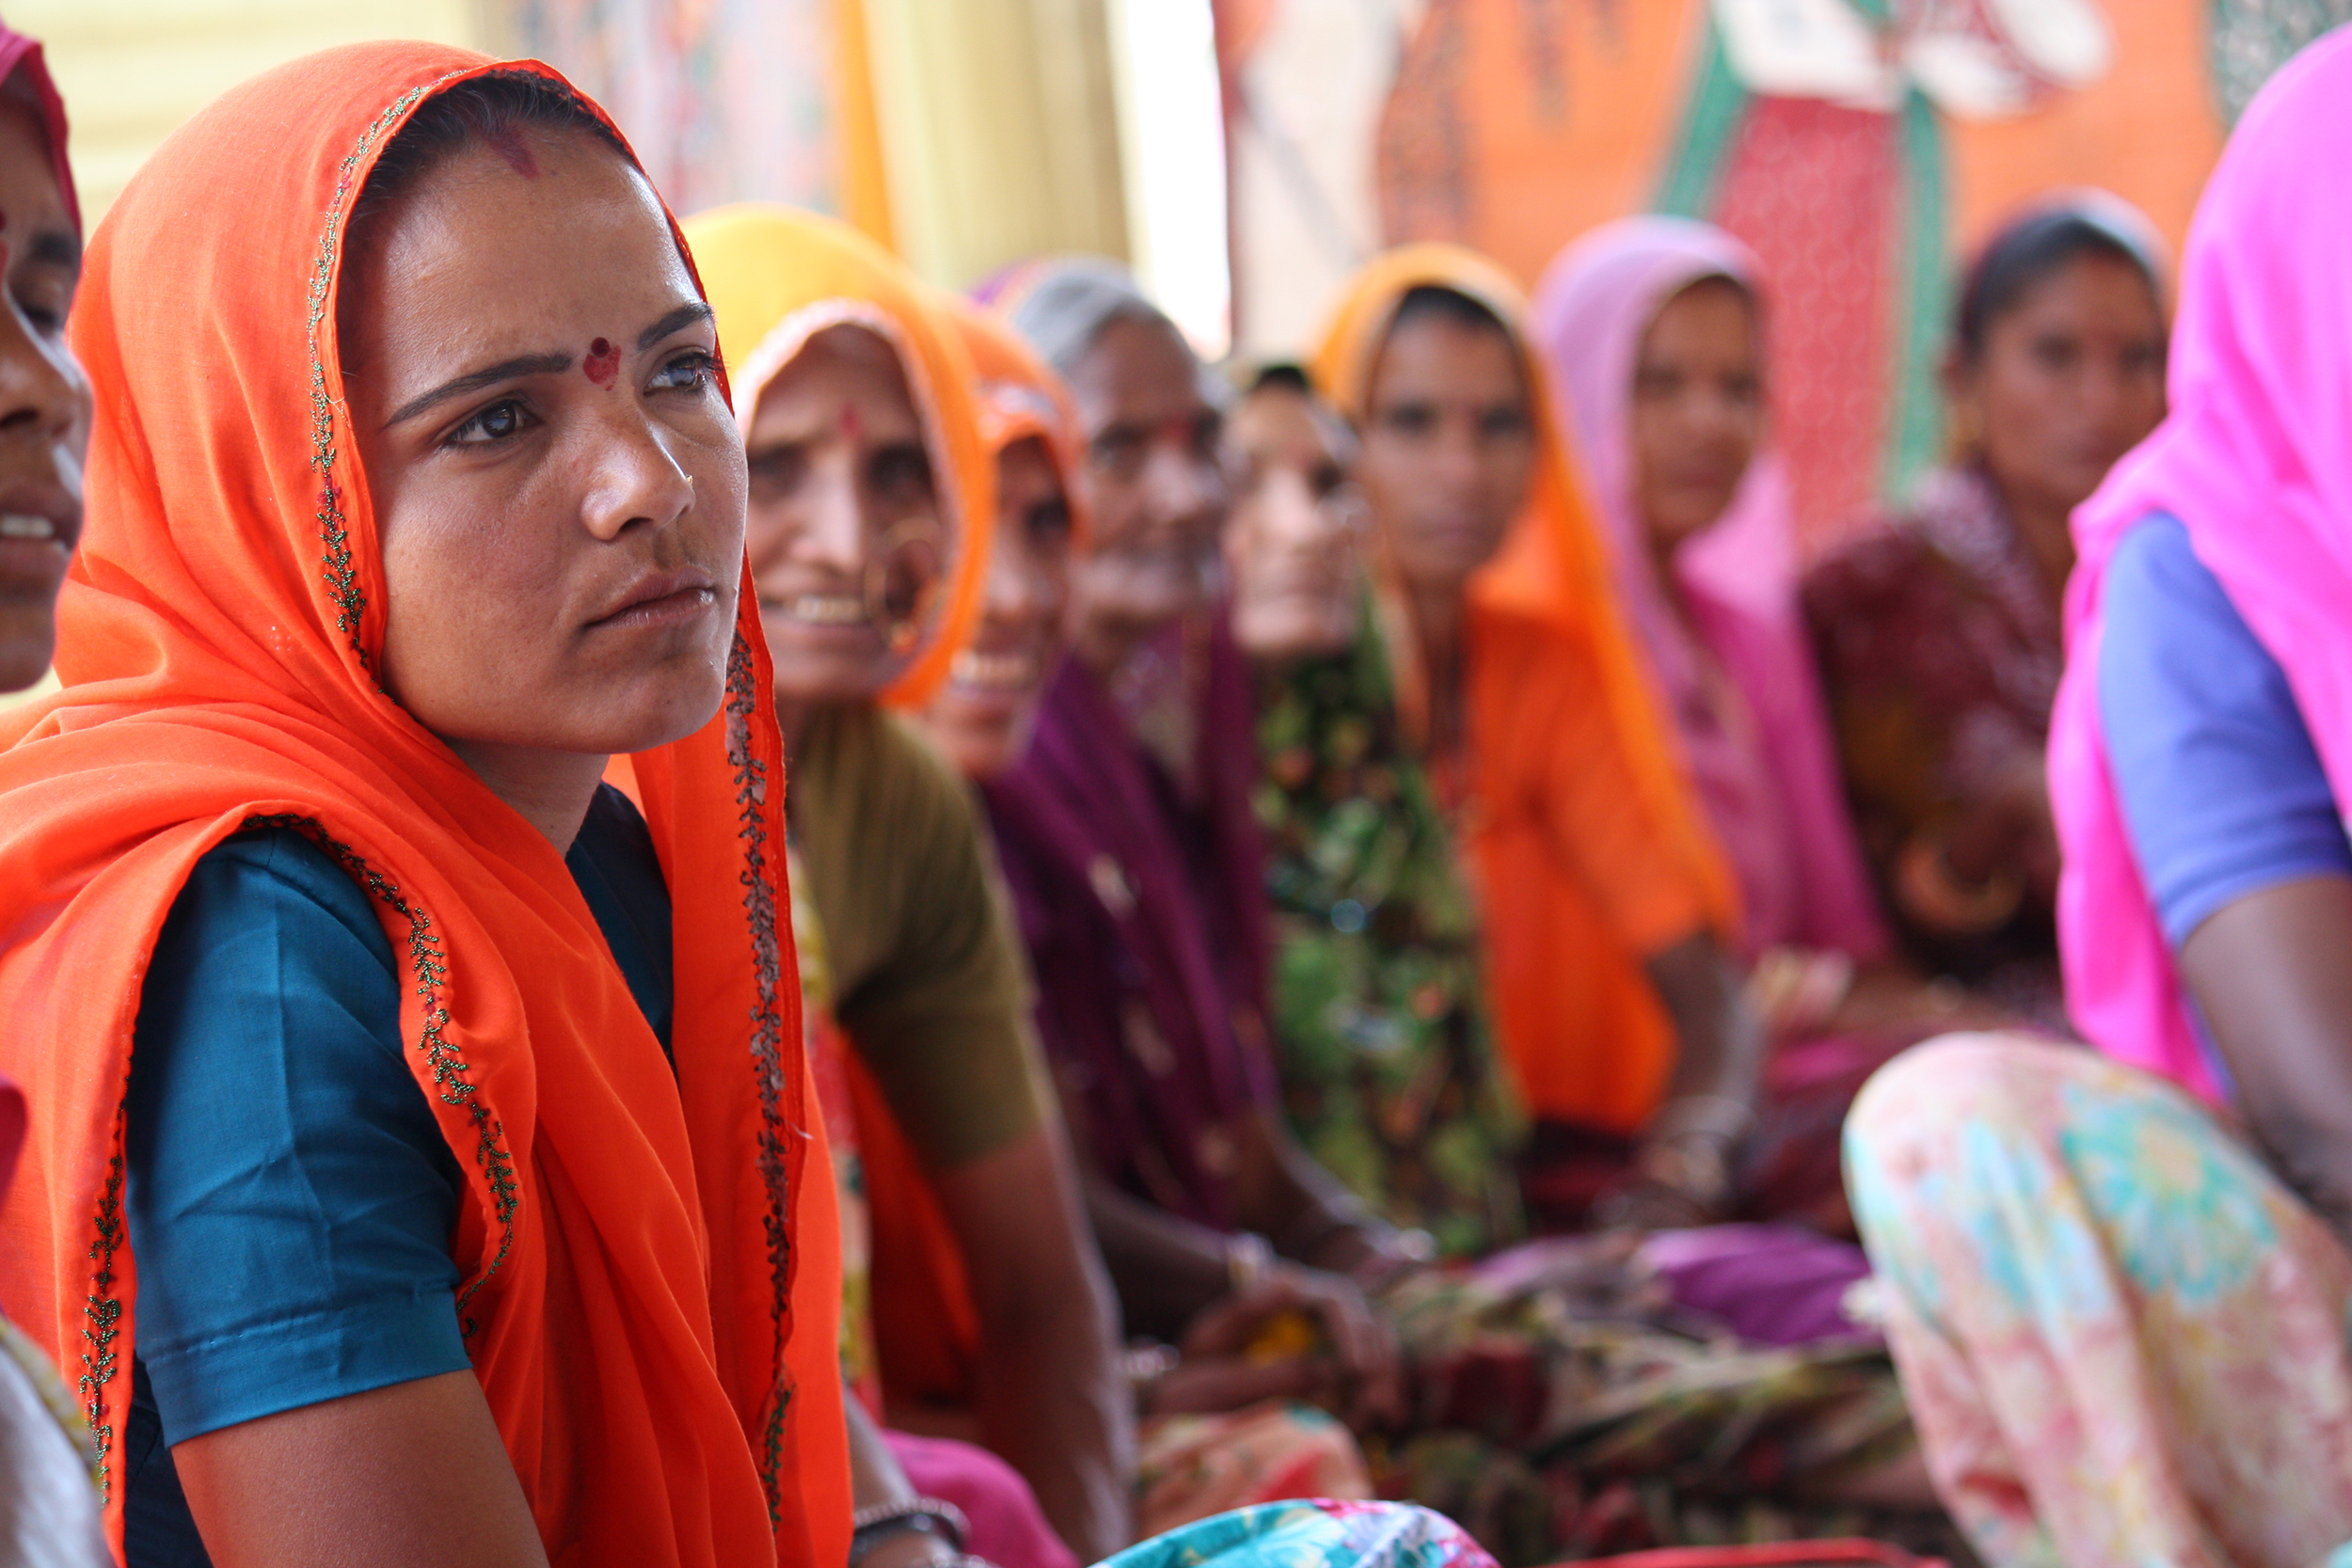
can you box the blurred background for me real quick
[22,0,2352,549]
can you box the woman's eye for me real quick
[13,283,69,337]
[450,398,534,447]
[650,350,718,393]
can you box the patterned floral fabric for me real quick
[1104,1498,1495,1568]
[1847,1033,2352,1568]
[1136,1403,1377,1540]
[1370,1250,1944,1566]
[1252,616,1524,1258]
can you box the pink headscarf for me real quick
[2053,26,2352,1101]
[1532,215,1886,960]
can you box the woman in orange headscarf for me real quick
[681,208,1133,1568]
[1310,245,1758,1229]
[0,45,847,1566]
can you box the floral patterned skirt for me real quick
[1846,1033,2352,1568]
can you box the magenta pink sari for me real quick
[2052,27,2352,1103]
[1530,217,1886,961]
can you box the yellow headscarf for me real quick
[682,206,994,708]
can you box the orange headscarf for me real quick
[680,205,994,710]
[0,44,848,1565]
[1311,245,1738,1133]
[937,290,1089,538]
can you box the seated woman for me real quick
[0,49,849,1565]
[1847,33,2352,1567]
[985,257,1416,1375]
[1803,197,2168,1020]
[914,294,1378,1541]
[680,206,1129,1568]
[1224,363,1522,1259]
[1310,248,1763,1234]
[1531,217,2007,1227]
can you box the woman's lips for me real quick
[589,566,720,630]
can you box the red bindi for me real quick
[839,404,861,441]
[584,338,620,388]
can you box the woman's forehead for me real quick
[756,322,923,428]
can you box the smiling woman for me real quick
[0,44,848,1568]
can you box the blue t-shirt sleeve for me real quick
[125,828,469,1447]
[2099,514,2352,948]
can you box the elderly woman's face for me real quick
[1064,314,1227,653]
[920,435,1073,778]
[0,93,90,694]
[741,324,946,707]
[345,129,745,761]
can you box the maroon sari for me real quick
[981,611,1278,1229]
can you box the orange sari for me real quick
[1310,245,1739,1136]
[0,43,848,1566]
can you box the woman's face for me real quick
[1223,380,1362,663]
[1628,277,1763,557]
[1064,313,1227,655]
[0,94,91,693]
[743,324,945,707]
[920,435,1073,778]
[346,129,744,762]
[1357,311,1533,603]
[1958,252,2166,525]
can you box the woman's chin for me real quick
[923,700,1032,780]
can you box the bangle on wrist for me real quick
[850,1497,969,1567]
[1896,831,2023,935]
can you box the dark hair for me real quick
[348,70,635,234]
[1246,362,1312,396]
[1389,283,1513,342]
[1954,210,2158,365]
[339,72,640,365]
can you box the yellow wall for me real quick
[860,0,1128,290]
[19,0,498,227]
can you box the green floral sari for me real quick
[1253,610,1524,1258]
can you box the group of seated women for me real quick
[2,16,2351,1568]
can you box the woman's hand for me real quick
[1148,1265,1404,1429]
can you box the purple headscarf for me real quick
[1531,216,1886,960]
[2054,25,2352,1101]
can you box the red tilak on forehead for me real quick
[839,404,862,441]
[485,128,539,180]
[584,338,620,388]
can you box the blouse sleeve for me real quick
[2099,514,2352,948]
[125,828,469,1447]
